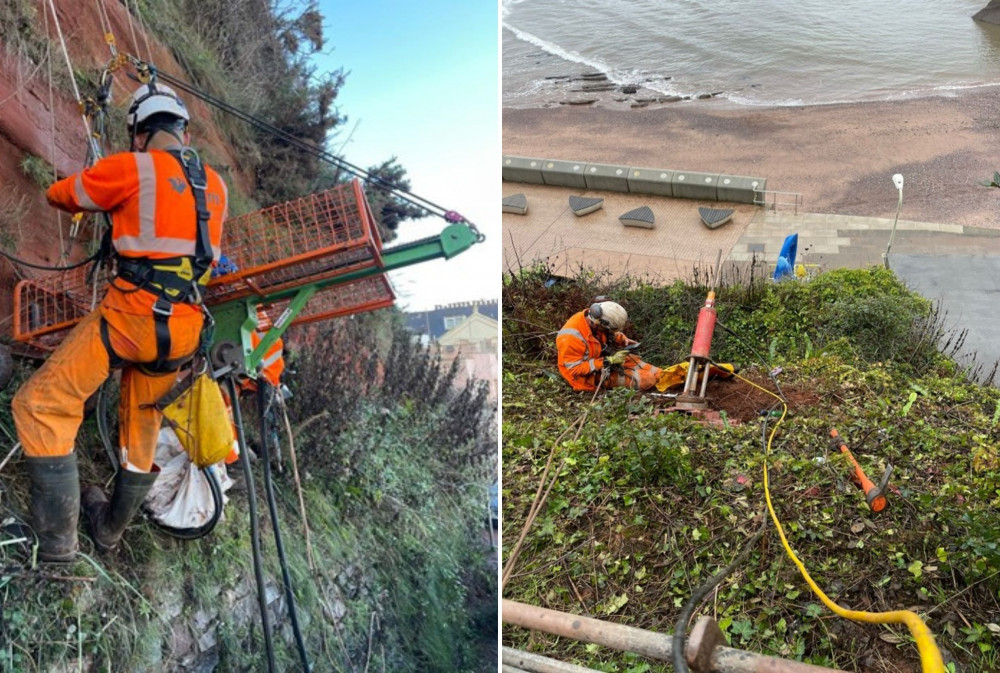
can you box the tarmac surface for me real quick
[502,183,1000,374]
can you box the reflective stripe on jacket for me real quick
[251,330,285,387]
[47,149,226,261]
[556,310,608,391]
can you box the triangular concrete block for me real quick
[698,207,734,229]
[502,193,528,215]
[619,205,655,229]
[569,195,604,216]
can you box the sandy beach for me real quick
[503,91,1000,229]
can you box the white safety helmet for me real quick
[589,301,628,331]
[126,83,189,132]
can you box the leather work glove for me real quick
[605,350,629,366]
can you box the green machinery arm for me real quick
[207,222,480,377]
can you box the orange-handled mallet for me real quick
[829,428,893,513]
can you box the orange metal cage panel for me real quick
[13,180,387,351]
[259,274,396,330]
[13,266,96,351]
[204,179,383,304]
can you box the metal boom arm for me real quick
[209,222,480,377]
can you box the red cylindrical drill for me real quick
[691,291,717,358]
[678,290,717,409]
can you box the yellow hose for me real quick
[733,371,946,673]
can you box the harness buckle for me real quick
[152,298,174,318]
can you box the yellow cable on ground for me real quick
[732,371,946,673]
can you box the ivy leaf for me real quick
[602,593,629,615]
[730,619,754,642]
[908,560,923,580]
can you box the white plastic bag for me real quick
[144,427,234,530]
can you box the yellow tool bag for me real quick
[656,361,735,392]
[157,372,235,468]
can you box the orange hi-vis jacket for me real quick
[251,329,285,387]
[47,149,227,317]
[15,149,229,471]
[556,310,628,391]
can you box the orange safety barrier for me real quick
[13,180,392,352]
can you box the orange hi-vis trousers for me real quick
[13,305,203,472]
[604,355,662,391]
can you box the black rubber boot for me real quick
[25,454,80,563]
[82,468,158,552]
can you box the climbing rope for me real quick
[6,0,116,275]
[127,0,154,63]
[44,0,99,158]
[124,59,485,238]
[40,0,66,261]
[280,396,316,571]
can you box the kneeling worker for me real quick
[556,301,661,391]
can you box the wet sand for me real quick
[503,91,1000,229]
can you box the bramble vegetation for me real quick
[0,310,496,671]
[0,1,495,669]
[503,264,1000,672]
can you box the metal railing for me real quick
[754,189,803,215]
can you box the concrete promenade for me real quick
[502,183,1000,372]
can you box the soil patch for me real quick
[647,372,821,423]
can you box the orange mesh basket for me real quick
[13,180,392,351]
[12,265,98,352]
[257,274,396,330]
[204,179,383,303]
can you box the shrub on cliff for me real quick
[504,263,961,377]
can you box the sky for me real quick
[314,1,499,312]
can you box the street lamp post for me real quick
[882,173,904,269]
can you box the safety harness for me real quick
[101,146,214,373]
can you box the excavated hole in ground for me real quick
[645,371,822,424]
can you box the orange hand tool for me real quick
[829,428,893,513]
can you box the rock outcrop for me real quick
[0,0,246,322]
[973,0,1000,23]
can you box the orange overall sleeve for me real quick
[46,153,138,214]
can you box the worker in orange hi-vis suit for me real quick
[556,301,662,392]
[12,83,227,561]
[222,312,287,466]
[251,316,286,389]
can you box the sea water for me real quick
[502,0,1000,107]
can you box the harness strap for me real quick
[99,311,192,374]
[166,147,213,284]
[152,296,173,372]
[99,318,125,369]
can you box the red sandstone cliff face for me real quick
[0,0,246,329]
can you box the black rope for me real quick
[0,248,98,272]
[672,520,768,673]
[133,63,479,232]
[226,376,277,673]
[257,381,311,671]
